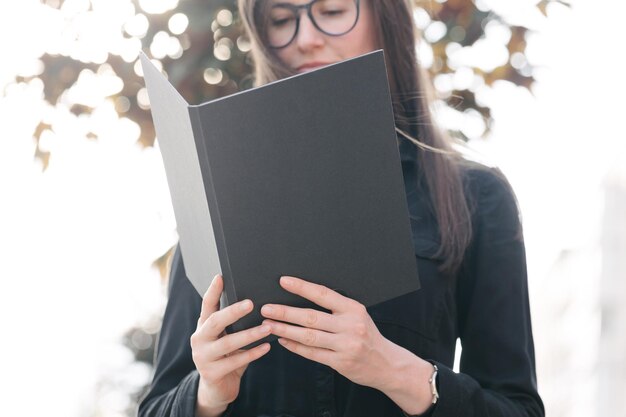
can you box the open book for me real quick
[141,50,419,336]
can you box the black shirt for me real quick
[138,137,544,417]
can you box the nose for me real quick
[295,12,324,51]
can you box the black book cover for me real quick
[141,50,420,340]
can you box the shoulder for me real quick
[168,244,203,303]
[459,160,523,240]
[460,160,516,200]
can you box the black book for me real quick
[141,50,419,338]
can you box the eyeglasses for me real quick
[264,0,361,49]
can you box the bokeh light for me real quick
[168,12,188,35]
[424,20,447,43]
[124,13,150,38]
[203,68,224,85]
[216,8,233,27]
[214,40,232,61]
[237,36,252,53]
[138,0,179,15]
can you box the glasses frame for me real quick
[267,0,361,49]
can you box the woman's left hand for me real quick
[260,275,398,391]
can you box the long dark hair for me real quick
[237,0,472,274]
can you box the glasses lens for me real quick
[267,6,298,48]
[311,0,358,35]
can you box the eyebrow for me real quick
[271,2,298,9]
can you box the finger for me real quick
[203,343,271,384]
[263,319,341,351]
[206,324,272,360]
[279,276,354,313]
[198,274,223,328]
[199,299,254,340]
[260,304,340,333]
[276,338,334,368]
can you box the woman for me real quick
[139,0,544,416]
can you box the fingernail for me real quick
[240,300,252,311]
[262,305,274,315]
[281,276,293,286]
[259,324,270,333]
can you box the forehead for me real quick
[268,0,335,6]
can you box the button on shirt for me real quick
[138,136,544,417]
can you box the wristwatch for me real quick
[429,364,439,404]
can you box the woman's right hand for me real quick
[191,274,272,417]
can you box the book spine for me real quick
[188,106,237,313]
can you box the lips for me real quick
[296,62,333,73]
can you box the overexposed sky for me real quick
[0,1,624,416]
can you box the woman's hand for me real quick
[259,275,397,390]
[191,274,272,417]
[260,275,435,415]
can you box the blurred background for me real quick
[0,0,624,416]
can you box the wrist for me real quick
[378,340,436,415]
[196,378,229,417]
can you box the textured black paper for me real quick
[141,50,420,341]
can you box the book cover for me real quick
[141,50,420,337]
